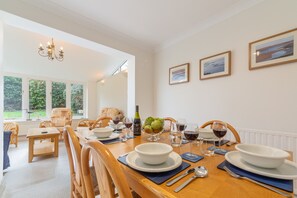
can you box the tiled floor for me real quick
[2,137,70,198]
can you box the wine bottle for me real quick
[133,105,141,136]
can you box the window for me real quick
[112,60,128,75]
[52,82,66,108]
[71,84,84,117]
[3,76,22,120]
[29,79,46,119]
[3,74,86,120]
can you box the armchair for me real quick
[3,122,19,147]
[39,108,72,139]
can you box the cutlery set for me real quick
[165,165,291,196]
[166,166,208,192]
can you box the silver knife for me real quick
[166,168,195,186]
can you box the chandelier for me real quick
[38,38,64,61]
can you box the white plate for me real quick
[87,132,119,141]
[225,151,297,179]
[126,151,182,173]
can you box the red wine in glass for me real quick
[176,124,186,131]
[184,130,199,158]
[113,119,120,125]
[213,129,227,138]
[212,121,228,149]
[124,122,133,128]
[184,131,199,140]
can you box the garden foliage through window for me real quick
[3,75,85,120]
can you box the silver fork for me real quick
[223,166,292,198]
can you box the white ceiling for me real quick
[20,0,264,51]
[0,0,264,81]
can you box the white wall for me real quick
[97,72,128,116]
[0,1,154,119]
[86,81,98,119]
[0,21,4,184]
[154,0,297,133]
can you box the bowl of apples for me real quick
[142,117,164,142]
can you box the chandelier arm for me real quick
[38,50,49,57]
[38,38,64,61]
[54,53,64,61]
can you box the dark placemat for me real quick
[218,160,293,192]
[118,155,191,185]
[181,152,204,162]
[86,136,135,144]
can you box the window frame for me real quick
[3,72,87,121]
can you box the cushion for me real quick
[100,108,124,120]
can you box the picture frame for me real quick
[199,51,231,80]
[169,63,189,85]
[249,28,297,70]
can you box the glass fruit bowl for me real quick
[142,117,164,142]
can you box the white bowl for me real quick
[235,144,290,168]
[198,128,217,139]
[92,127,114,138]
[135,143,173,165]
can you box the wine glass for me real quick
[112,116,121,133]
[212,121,227,151]
[183,123,199,158]
[123,117,133,138]
[176,119,187,132]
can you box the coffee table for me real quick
[26,127,60,163]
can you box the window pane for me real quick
[71,84,84,117]
[4,76,22,120]
[52,82,66,108]
[29,79,46,119]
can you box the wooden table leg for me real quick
[54,135,59,157]
[28,138,34,163]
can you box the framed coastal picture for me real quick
[249,28,297,70]
[199,51,231,80]
[169,63,189,85]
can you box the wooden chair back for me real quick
[39,121,54,128]
[64,126,85,198]
[90,117,112,130]
[78,119,96,128]
[81,140,133,198]
[200,120,241,143]
[163,117,176,132]
[4,122,19,147]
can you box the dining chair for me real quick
[77,119,96,128]
[64,126,99,198]
[3,122,19,147]
[90,116,112,130]
[163,117,176,132]
[81,140,133,198]
[200,120,241,143]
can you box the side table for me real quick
[26,127,60,163]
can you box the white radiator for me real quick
[236,128,297,162]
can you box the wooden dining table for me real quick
[76,129,294,198]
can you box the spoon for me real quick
[166,168,195,186]
[174,166,208,193]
